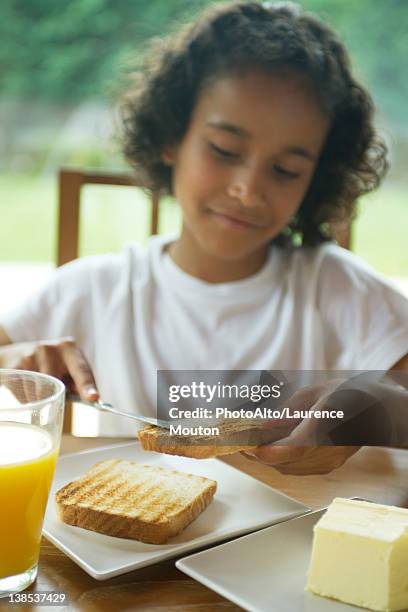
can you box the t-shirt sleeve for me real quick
[0,258,93,349]
[317,246,408,370]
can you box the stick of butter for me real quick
[307,497,408,611]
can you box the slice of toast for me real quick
[137,420,274,459]
[55,459,217,544]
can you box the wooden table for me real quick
[4,437,408,611]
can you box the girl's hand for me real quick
[242,372,408,474]
[242,380,361,474]
[0,337,99,401]
[240,375,383,475]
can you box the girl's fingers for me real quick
[10,353,40,402]
[243,444,361,475]
[244,444,308,464]
[60,339,99,401]
[35,343,67,379]
[35,343,75,403]
[274,446,361,476]
[21,376,37,404]
[17,352,38,372]
[243,422,313,464]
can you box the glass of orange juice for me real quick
[0,369,65,597]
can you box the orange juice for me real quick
[0,422,58,578]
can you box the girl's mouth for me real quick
[209,209,262,230]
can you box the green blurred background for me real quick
[1,0,407,276]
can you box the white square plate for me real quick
[43,442,309,580]
[177,509,363,612]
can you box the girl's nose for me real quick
[226,167,267,208]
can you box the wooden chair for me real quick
[57,168,161,432]
[57,168,351,433]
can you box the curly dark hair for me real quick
[121,1,388,247]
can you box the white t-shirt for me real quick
[2,235,408,436]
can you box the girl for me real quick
[1,1,407,474]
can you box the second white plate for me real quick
[177,509,364,612]
[43,441,309,579]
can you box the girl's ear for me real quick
[161,145,177,166]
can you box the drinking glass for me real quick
[0,369,65,597]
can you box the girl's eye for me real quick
[209,142,239,160]
[273,165,300,179]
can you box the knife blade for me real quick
[67,393,171,429]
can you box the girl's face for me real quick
[165,70,330,274]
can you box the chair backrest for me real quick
[58,168,161,432]
[57,168,161,267]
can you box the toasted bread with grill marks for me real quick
[137,420,274,459]
[55,459,217,544]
